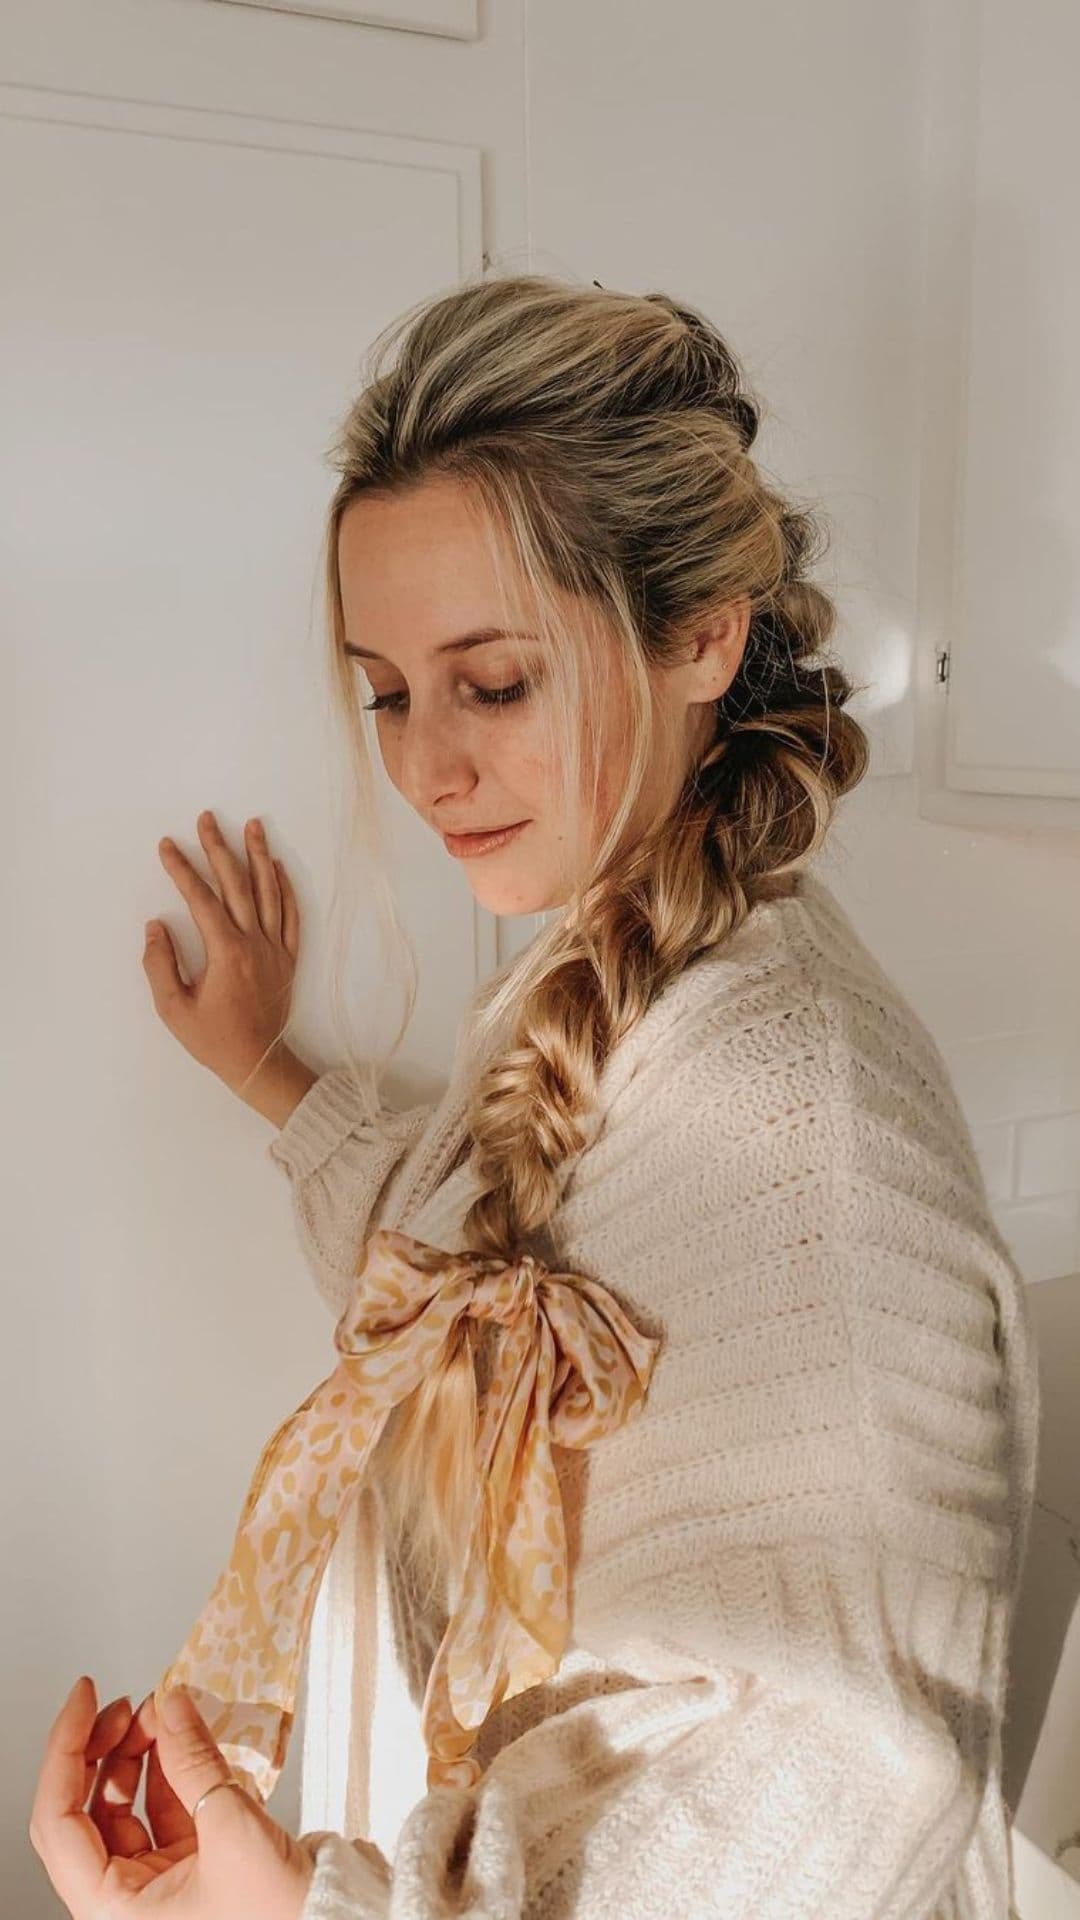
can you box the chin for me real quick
[470,886,551,917]
[467,869,564,917]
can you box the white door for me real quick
[2,3,523,1904]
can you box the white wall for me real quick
[4,1,1077,1912]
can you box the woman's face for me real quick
[337,476,742,915]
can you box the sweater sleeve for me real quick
[267,1067,438,1320]
[291,987,1041,1919]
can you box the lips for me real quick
[443,819,530,857]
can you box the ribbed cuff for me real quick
[267,1066,389,1182]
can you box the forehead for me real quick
[337,480,518,649]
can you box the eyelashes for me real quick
[362,679,530,716]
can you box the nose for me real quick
[393,701,480,817]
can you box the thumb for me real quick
[142,921,189,1014]
[153,1684,251,1828]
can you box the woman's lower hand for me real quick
[29,1676,315,1920]
[143,809,301,1101]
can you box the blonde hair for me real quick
[307,272,870,1612]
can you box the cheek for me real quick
[374,723,403,786]
[514,708,622,822]
[375,712,554,806]
[490,712,553,800]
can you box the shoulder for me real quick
[546,876,1035,1597]
[583,868,984,1197]
[549,868,1004,1314]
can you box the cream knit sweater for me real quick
[266,870,1040,1919]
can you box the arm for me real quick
[143,818,438,1316]
[268,1066,439,1319]
[293,989,1041,1918]
[231,1042,320,1129]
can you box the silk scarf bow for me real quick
[154,1225,663,1804]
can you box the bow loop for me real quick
[466,1248,541,1328]
[155,1224,663,1804]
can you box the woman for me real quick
[31,274,1040,1919]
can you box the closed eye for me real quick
[362,679,530,715]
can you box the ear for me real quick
[687,596,752,701]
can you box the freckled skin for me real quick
[337,477,749,914]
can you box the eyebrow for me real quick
[343,627,538,663]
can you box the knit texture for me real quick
[268,870,1040,1919]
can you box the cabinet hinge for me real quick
[935,648,950,685]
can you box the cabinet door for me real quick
[917,0,1080,828]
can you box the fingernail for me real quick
[145,922,159,940]
[161,1685,190,1728]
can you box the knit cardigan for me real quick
[266,869,1040,1920]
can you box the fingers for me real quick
[28,1676,108,1912]
[142,916,191,1016]
[154,1684,250,1825]
[86,1694,156,1860]
[141,1697,198,1851]
[156,825,241,955]
[275,856,300,962]
[243,816,283,944]
[156,813,290,954]
[196,809,259,935]
[86,1692,134,1764]
[86,1691,198,1861]
[99,1691,196,1855]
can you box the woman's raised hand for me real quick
[29,1676,316,1920]
[142,811,301,1101]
